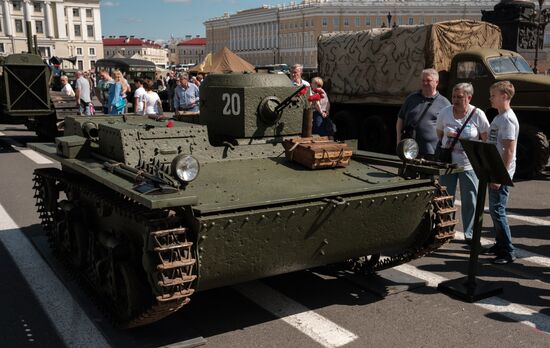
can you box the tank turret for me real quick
[199,73,306,142]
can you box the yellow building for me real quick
[0,0,103,71]
[204,0,497,68]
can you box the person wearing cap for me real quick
[173,74,200,113]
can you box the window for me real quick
[73,8,80,17]
[89,47,96,55]
[355,17,360,27]
[366,17,371,26]
[34,3,42,12]
[398,17,403,25]
[344,17,349,27]
[322,18,327,27]
[90,60,96,69]
[13,1,22,11]
[87,25,94,37]
[74,24,81,36]
[0,20,2,32]
[419,17,425,25]
[35,21,44,34]
[38,46,51,57]
[457,61,488,79]
[408,18,414,25]
[0,43,4,53]
[333,17,339,27]
[376,17,381,27]
[15,19,23,33]
[77,60,83,71]
[76,47,83,55]
[432,17,438,24]
[86,9,92,18]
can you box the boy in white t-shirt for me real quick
[482,81,519,264]
[133,79,146,114]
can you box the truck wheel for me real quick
[332,110,357,140]
[359,115,393,153]
[516,125,549,179]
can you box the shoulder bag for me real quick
[435,107,477,163]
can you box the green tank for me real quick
[30,73,458,328]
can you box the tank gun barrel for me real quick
[274,85,308,114]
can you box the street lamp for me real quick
[532,0,550,73]
[387,12,392,28]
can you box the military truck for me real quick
[0,52,59,138]
[319,20,550,179]
[30,73,457,327]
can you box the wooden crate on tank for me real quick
[282,136,352,169]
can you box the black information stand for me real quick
[437,139,513,302]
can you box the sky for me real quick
[100,0,286,42]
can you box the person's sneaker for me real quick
[481,244,498,255]
[492,255,516,265]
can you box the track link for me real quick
[33,168,197,328]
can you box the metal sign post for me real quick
[437,139,513,302]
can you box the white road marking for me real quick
[396,264,550,334]
[0,204,109,347]
[455,200,550,226]
[233,281,358,348]
[0,132,53,164]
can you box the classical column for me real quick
[44,1,54,38]
[22,0,33,36]
[80,8,87,40]
[93,8,102,40]
[55,2,66,38]
[3,0,13,36]
[66,6,74,40]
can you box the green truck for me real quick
[319,20,550,178]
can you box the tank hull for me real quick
[194,185,434,290]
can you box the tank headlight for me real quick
[396,139,419,161]
[171,154,200,183]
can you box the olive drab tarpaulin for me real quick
[318,20,502,104]
[202,47,256,74]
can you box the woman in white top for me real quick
[60,75,75,97]
[436,82,490,243]
[142,79,163,115]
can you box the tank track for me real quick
[358,183,458,274]
[33,168,197,328]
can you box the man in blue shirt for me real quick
[173,74,200,112]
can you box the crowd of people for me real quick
[398,69,519,265]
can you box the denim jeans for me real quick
[489,184,514,257]
[439,169,479,240]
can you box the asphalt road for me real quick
[1,124,549,348]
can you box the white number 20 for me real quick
[222,93,241,116]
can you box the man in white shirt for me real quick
[483,81,519,265]
[60,75,75,97]
[133,78,146,114]
[75,71,92,115]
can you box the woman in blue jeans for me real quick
[435,83,490,243]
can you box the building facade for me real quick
[103,36,169,67]
[205,0,499,68]
[0,0,103,70]
[177,37,206,65]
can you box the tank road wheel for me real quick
[333,110,358,140]
[358,115,393,153]
[33,169,62,241]
[111,262,148,324]
[516,124,549,179]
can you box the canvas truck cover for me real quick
[318,20,502,104]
